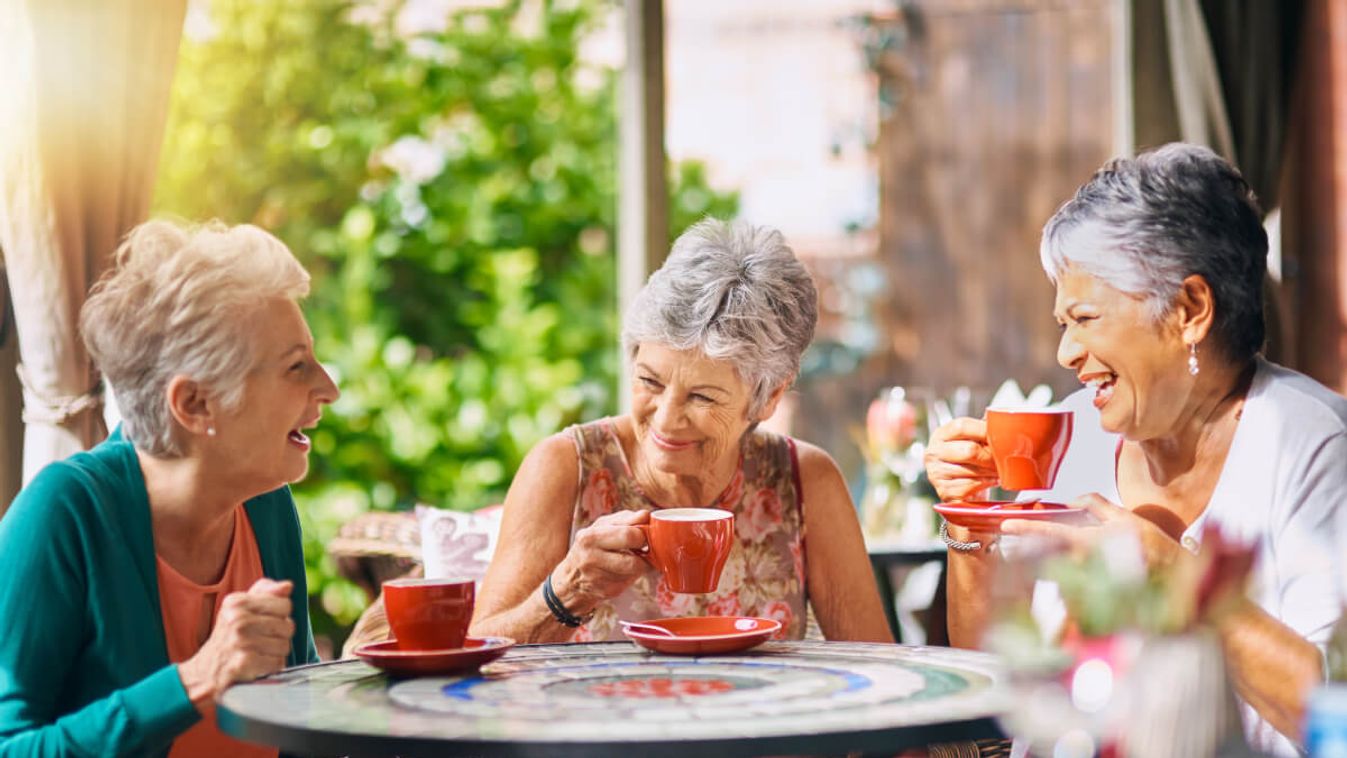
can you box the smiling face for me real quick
[209,298,339,490]
[1053,267,1191,440]
[630,343,770,479]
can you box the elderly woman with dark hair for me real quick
[0,220,339,756]
[925,143,1347,755]
[471,219,893,644]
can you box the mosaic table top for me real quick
[218,640,1007,757]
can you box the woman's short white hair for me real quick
[1039,143,1267,362]
[621,218,818,418]
[81,219,310,456]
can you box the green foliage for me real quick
[153,0,737,642]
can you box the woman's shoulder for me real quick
[1251,359,1347,438]
[8,437,140,518]
[511,428,584,492]
[0,438,144,562]
[752,432,841,485]
[566,417,621,455]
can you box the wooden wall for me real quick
[793,0,1114,477]
[873,0,1114,396]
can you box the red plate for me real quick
[934,500,1085,532]
[622,616,781,655]
[354,636,515,677]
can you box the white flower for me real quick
[988,378,1054,410]
[394,0,454,37]
[378,135,447,185]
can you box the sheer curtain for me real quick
[0,0,187,484]
[1125,0,1305,364]
[1127,0,1303,203]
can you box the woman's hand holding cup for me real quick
[550,510,652,613]
[177,578,295,711]
[924,417,999,502]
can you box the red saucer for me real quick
[354,636,515,676]
[934,500,1085,532]
[622,616,781,655]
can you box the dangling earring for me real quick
[1187,342,1200,376]
[206,426,217,437]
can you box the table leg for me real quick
[870,555,902,643]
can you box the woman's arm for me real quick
[471,433,649,643]
[943,525,1001,649]
[1217,599,1323,740]
[0,464,199,757]
[1220,429,1347,742]
[923,417,1004,648]
[794,441,893,643]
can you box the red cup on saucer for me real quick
[985,408,1073,490]
[636,508,735,594]
[384,577,474,651]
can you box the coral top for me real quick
[567,419,808,641]
[156,506,277,758]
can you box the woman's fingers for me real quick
[180,582,299,704]
[1000,518,1071,539]
[574,520,648,552]
[926,417,999,502]
[933,416,989,443]
[593,508,651,527]
[1073,493,1123,520]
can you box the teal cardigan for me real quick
[0,430,317,756]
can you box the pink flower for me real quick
[789,538,805,583]
[580,468,618,522]
[867,391,918,454]
[706,593,742,617]
[761,601,793,638]
[571,624,594,642]
[738,487,784,542]
[655,577,699,616]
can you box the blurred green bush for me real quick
[153,0,736,647]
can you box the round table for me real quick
[219,640,1007,757]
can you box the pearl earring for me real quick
[206,426,217,437]
[1187,342,1200,376]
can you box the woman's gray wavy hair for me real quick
[1039,142,1267,363]
[622,218,818,418]
[80,220,310,457]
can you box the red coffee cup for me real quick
[636,508,735,594]
[985,408,1074,491]
[383,577,475,651]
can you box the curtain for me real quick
[1129,0,1303,204]
[1126,0,1305,364]
[0,0,187,484]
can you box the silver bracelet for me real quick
[940,520,985,553]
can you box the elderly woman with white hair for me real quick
[471,219,892,643]
[0,220,338,756]
[925,144,1347,755]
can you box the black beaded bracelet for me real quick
[542,574,588,628]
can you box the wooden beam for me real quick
[618,0,667,408]
[0,272,19,512]
[1284,0,1347,391]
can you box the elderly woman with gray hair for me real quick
[925,144,1347,755]
[0,220,338,756]
[472,219,892,644]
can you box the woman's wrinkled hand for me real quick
[177,578,295,710]
[550,509,652,612]
[923,417,999,502]
[1000,493,1184,568]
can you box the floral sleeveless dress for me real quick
[566,418,808,641]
